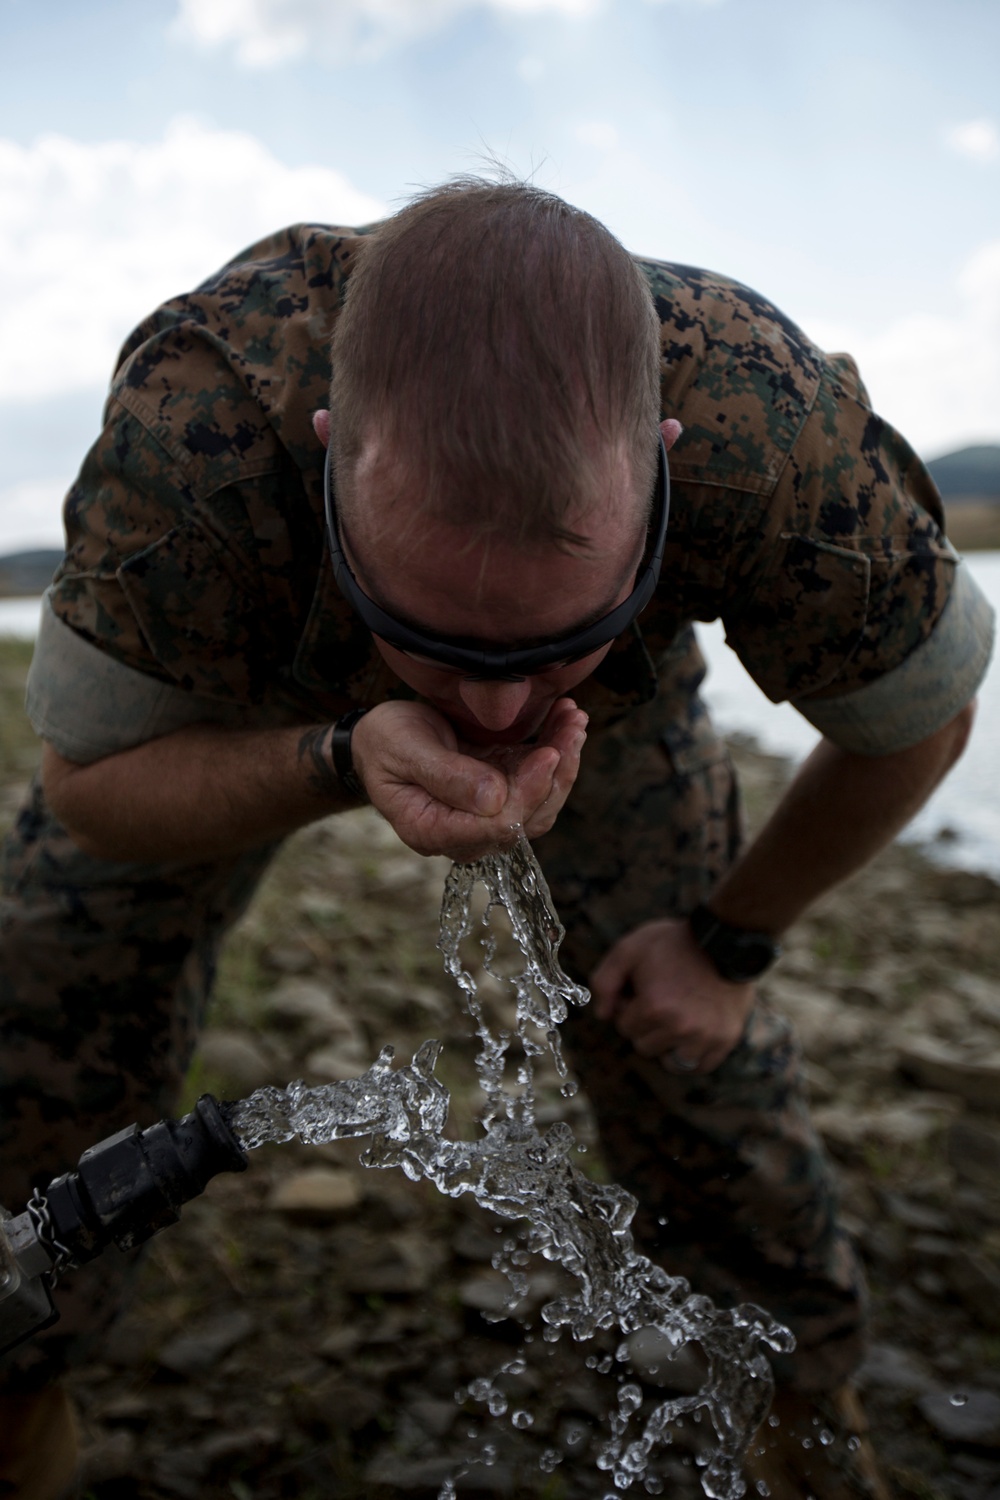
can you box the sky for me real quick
[1,0,998,553]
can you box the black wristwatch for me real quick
[687,903,781,984]
[331,708,369,799]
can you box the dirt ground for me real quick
[2,636,1000,1499]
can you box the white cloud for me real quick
[805,238,1000,457]
[944,119,1000,164]
[172,0,597,67]
[0,117,384,403]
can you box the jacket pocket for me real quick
[727,534,871,702]
[117,520,265,701]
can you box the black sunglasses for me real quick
[322,433,670,681]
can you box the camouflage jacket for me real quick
[27,224,995,764]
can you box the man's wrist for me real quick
[687,903,781,984]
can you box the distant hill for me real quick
[0,549,62,598]
[927,445,1000,504]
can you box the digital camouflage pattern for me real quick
[1,223,954,1388]
[45,225,957,726]
[0,777,277,1386]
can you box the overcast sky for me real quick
[1,0,998,552]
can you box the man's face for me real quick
[343,439,647,747]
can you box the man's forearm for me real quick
[707,701,976,935]
[42,722,355,862]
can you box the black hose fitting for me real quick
[44,1094,248,1265]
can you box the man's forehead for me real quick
[343,488,638,636]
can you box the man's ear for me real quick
[659,418,683,452]
[312,409,331,446]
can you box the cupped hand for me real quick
[591,918,754,1074]
[350,697,587,861]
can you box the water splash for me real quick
[223,830,793,1499]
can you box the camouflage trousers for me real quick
[0,633,865,1392]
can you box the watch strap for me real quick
[331,708,369,799]
[687,902,780,983]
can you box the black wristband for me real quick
[687,902,781,984]
[331,708,369,800]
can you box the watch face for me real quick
[723,933,777,982]
[689,906,779,983]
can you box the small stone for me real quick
[855,1342,936,1394]
[99,1392,153,1423]
[305,1042,370,1081]
[408,1396,459,1438]
[150,1450,206,1499]
[917,1388,1000,1446]
[78,1429,137,1487]
[316,1325,365,1361]
[953,1186,1000,1228]
[948,1120,1000,1193]
[157,1308,256,1376]
[339,1230,438,1294]
[951,972,1000,1027]
[452,1220,501,1263]
[197,1425,280,1468]
[268,1166,362,1222]
[263,979,344,1035]
[879,1191,952,1233]
[812,1103,941,1153]
[262,939,315,974]
[948,1251,1000,1333]
[458,1270,517,1317]
[363,1454,464,1492]
[897,1039,1000,1111]
[196,1029,279,1092]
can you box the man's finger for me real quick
[590,946,635,1020]
[396,741,508,818]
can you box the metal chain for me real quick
[26,1187,76,1281]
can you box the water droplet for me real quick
[950,1392,969,1407]
[487,1392,508,1417]
[847,1435,861,1453]
[801,1436,814,1450]
[755,1482,771,1497]
[539,1448,562,1472]
[511,1409,533,1429]
[768,1414,781,1428]
[818,1428,834,1446]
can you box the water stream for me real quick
[224,831,793,1499]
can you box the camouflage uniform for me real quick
[2,225,994,1389]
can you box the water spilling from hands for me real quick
[224,830,793,1498]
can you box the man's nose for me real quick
[457,677,534,730]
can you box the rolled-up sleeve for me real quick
[791,561,994,753]
[26,593,281,764]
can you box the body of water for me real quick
[0,596,44,637]
[698,550,1000,878]
[2,555,998,873]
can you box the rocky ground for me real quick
[3,636,1000,1499]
